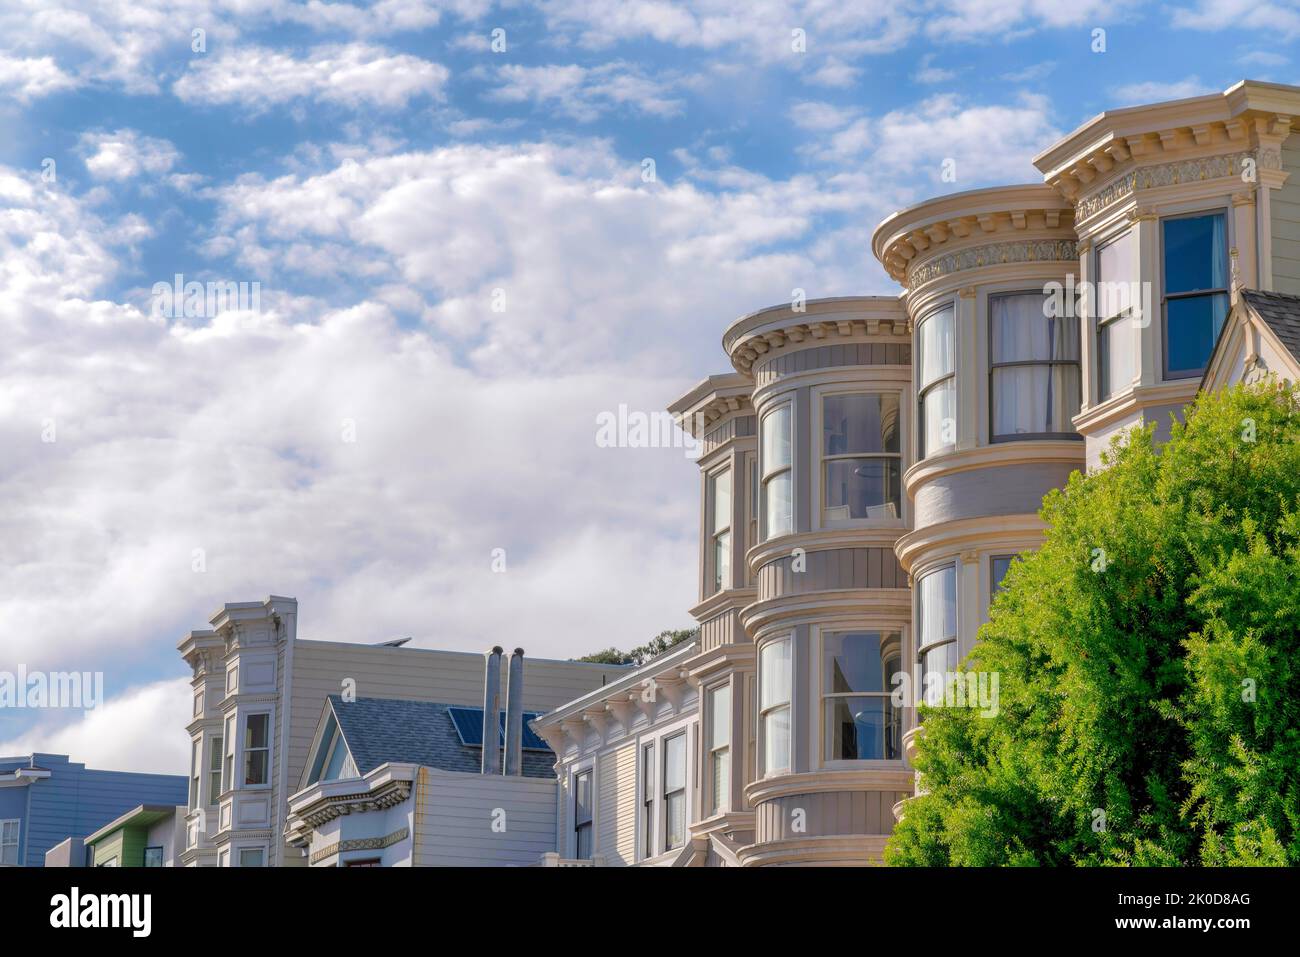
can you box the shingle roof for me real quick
[1241,289,1300,361]
[326,696,555,779]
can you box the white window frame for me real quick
[707,464,732,595]
[572,766,594,860]
[816,625,906,768]
[916,563,959,710]
[632,713,697,863]
[0,819,19,866]
[759,403,793,541]
[660,731,688,853]
[222,714,236,798]
[1094,228,1137,403]
[757,635,792,778]
[236,846,266,868]
[208,734,223,805]
[814,383,905,529]
[189,737,201,811]
[988,290,1082,442]
[639,741,655,860]
[705,681,731,816]
[239,710,274,790]
[916,302,956,460]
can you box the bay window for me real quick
[707,683,731,814]
[243,713,270,787]
[1162,211,1228,379]
[663,733,687,851]
[573,768,593,859]
[709,468,732,593]
[759,638,791,775]
[917,565,958,707]
[761,405,792,539]
[918,305,955,458]
[640,742,654,858]
[822,393,901,522]
[189,738,200,810]
[223,716,235,795]
[990,292,1081,440]
[208,736,223,803]
[1096,231,1137,401]
[823,631,903,761]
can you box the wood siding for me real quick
[755,342,911,387]
[597,744,637,866]
[757,547,907,601]
[753,789,905,842]
[1273,139,1300,296]
[413,770,557,866]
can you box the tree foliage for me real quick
[886,381,1300,866]
[576,628,698,667]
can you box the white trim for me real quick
[811,380,908,532]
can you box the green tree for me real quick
[886,381,1300,866]
[576,628,698,667]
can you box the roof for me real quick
[1241,289,1300,361]
[84,804,179,845]
[327,696,555,779]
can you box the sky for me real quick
[0,0,1296,773]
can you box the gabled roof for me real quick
[1240,290,1300,360]
[325,696,555,779]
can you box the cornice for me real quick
[688,587,756,623]
[745,528,907,572]
[907,237,1078,289]
[902,440,1085,498]
[667,374,755,438]
[894,514,1049,575]
[1073,378,1200,433]
[743,768,915,806]
[739,589,911,638]
[722,297,909,376]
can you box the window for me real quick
[1096,231,1137,401]
[208,735,223,802]
[991,555,1014,596]
[144,846,164,868]
[707,684,731,815]
[917,566,958,707]
[662,733,687,851]
[223,716,235,794]
[189,738,201,810]
[640,742,654,859]
[573,769,593,859]
[1,820,19,866]
[97,856,119,867]
[990,292,1080,440]
[748,454,759,560]
[243,713,271,787]
[238,848,265,868]
[918,305,956,458]
[709,468,732,593]
[761,405,792,539]
[759,638,791,775]
[1163,212,1228,378]
[344,858,380,867]
[822,393,901,522]
[823,631,904,761]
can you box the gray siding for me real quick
[912,460,1081,528]
[413,769,556,866]
[757,547,907,601]
[753,789,904,842]
[1273,138,1300,296]
[755,342,911,387]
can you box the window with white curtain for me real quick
[761,405,792,539]
[917,565,958,708]
[662,733,687,851]
[917,305,956,458]
[707,683,731,814]
[0,820,19,866]
[822,393,901,522]
[1096,230,1137,401]
[709,468,731,593]
[822,631,904,761]
[1162,211,1228,379]
[759,638,791,775]
[990,292,1081,440]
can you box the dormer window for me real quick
[1162,211,1228,379]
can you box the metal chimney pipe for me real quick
[480,646,504,774]
[503,648,525,776]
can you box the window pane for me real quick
[825,696,902,761]
[708,684,731,750]
[919,378,955,457]
[919,566,957,647]
[918,306,954,387]
[244,749,268,786]
[664,733,686,792]
[762,706,790,773]
[1099,318,1135,401]
[992,298,1079,363]
[1097,231,1135,319]
[921,643,959,705]
[576,823,593,859]
[761,406,791,473]
[991,556,1013,595]
[245,714,268,749]
[1164,214,1226,294]
[824,632,903,694]
[823,457,900,520]
[712,469,731,533]
[759,639,791,710]
[323,733,349,780]
[1167,294,1229,376]
[665,793,686,849]
[764,470,792,539]
[575,770,592,824]
[823,393,900,455]
[710,747,730,814]
[238,848,264,867]
[992,364,1081,436]
[642,745,654,802]
[713,531,731,591]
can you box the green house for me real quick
[85,805,184,867]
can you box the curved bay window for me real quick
[917,565,957,708]
[1162,211,1228,379]
[822,631,903,761]
[917,305,955,459]
[760,405,792,540]
[990,292,1080,440]
[822,393,901,522]
[758,637,791,775]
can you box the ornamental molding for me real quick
[311,826,409,865]
[1074,149,1273,222]
[908,238,1078,287]
[727,316,909,376]
[297,779,412,828]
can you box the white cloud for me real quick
[0,54,77,99]
[0,679,192,775]
[174,43,449,111]
[913,53,955,85]
[1171,0,1300,39]
[79,129,180,181]
[1109,76,1215,106]
[486,62,684,121]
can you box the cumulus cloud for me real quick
[79,129,180,181]
[0,53,77,99]
[173,43,450,110]
[486,62,685,121]
[1109,76,1216,106]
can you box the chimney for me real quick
[503,648,525,776]
[480,647,504,774]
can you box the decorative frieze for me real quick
[908,239,1078,287]
[1075,149,1260,221]
[310,826,409,865]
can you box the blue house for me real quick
[0,753,187,867]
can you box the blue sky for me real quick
[0,0,1296,771]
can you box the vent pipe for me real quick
[503,648,525,776]
[480,646,504,774]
